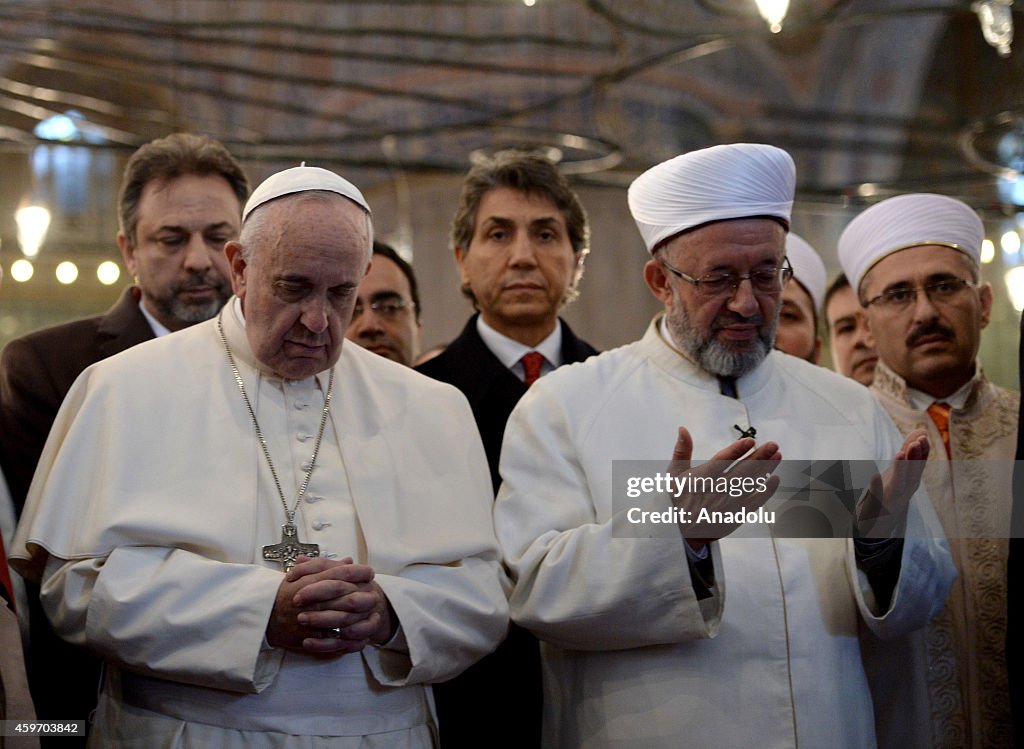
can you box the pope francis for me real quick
[10,166,509,747]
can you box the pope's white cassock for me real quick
[493,317,956,749]
[10,299,509,747]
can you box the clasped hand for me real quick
[266,556,395,655]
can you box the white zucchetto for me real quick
[785,233,827,311]
[837,193,982,293]
[243,164,371,222]
[628,143,796,253]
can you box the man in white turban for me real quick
[839,193,1016,748]
[775,232,826,363]
[10,165,509,747]
[493,143,954,747]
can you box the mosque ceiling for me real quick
[0,0,1022,210]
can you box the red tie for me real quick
[520,352,545,387]
[927,401,952,459]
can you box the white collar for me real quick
[476,316,563,372]
[138,299,173,338]
[906,377,974,411]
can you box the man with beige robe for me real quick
[10,166,508,747]
[839,193,1017,747]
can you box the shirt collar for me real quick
[138,299,172,338]
[906,377,974,411]
[476,315,563,370]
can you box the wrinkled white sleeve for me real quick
[848,406,956,638]
[356,384,510,687]
[368,554,510,686]
[42,546,285,694]
[494,385,723,652]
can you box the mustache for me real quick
[503,275,545,287]
[906,321,954,347]
[175,273,227,292]
[713,312,765,329]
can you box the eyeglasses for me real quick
[863,278,976,312]
[352,297,414,320]
[659,255,793,298]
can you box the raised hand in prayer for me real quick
[266,555,396,655]
[854,427,930,539]
[668,426,782,551]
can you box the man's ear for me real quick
[454,246,470,286]
[978,281,993,330]
[225,241,248,298]
[644,257,673,307]
[116,231,137,278]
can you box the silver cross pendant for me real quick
[262,522,320,572]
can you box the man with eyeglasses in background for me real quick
[345,241,422,366]
[492,144,953,747]
[839,193,1017,748]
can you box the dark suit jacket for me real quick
[416,314,597,749]
[417,314,598,493]
[0,285,153,745]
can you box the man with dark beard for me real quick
[839,194,1017,748]
[0,132,247,745]
[492,144,954,747]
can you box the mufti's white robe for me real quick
[11,302,508,747]
[493,318,955,749]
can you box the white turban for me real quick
[628,143,795,253]
[785,233,827,311]
[837,193,982,293]
[243,164,371,222]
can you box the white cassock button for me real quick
[297,432,310,442]
[312,520,331,531]
[305,494,322,503]
[324,552,339,559]
[294,401,308,410]
[301,460,312,471]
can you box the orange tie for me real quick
[927,401,952,459]
[520,352,545,387]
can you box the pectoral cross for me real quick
[263,522,320,572]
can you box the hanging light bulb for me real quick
[755,0,789,33]
[97,261,121,286]
[1006,266,1024,310]
[55,261,79,285]
[973,0,1014,57]
[10,259,34,283]
[15,205,51,258]
[981,238,996,263]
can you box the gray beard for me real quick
[666,303,777,379]
[150,275,231,327]
[166,293,229,325]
